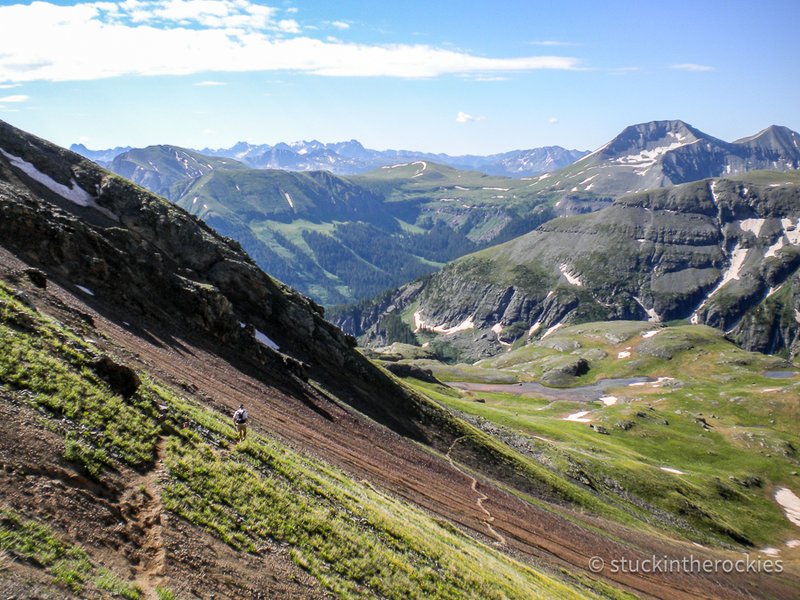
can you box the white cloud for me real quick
[202,128,214,134]
[194,80,227,86]
[0,1,581,82]
[330,21,350,29]
[548,117,558,123]
[670,63,712,72]
[0,94,29,102]
[79,135,90,143]
[456,112,486,123]
[0,83,21,89]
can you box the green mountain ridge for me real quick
[109,148,565,305]
[339,170,800,362]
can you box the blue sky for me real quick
[0,0,798,155]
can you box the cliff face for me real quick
[346,172,800,360]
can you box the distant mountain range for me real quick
[71,139,589,177]
[69,143,133,165]
[73,120,800,315]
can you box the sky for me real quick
[0,0,798,155]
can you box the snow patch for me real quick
[709,180,721,206]
[659,467,685,475]
[787,540,800,548]
[563,410,592,423]
[482,187,510,191]
[633,297,659,322]
[541,322,563,339]
[783,218,800,245]
[599,396,617,406]
[546,290,554,299]
[641,329,661,339]
[767,284,784,298]
[491,323,511,347]
[283,192,294,209]
[74,284,95,296]
[410,161,428,178]
[765,236,785,259]
[691,243,748,322]
[739,218,765,237]
[432,316,474,335]
[414,310,475,335]
[559,264,583,286]
[255,329,279,351]
[613,140,693,168]
[1,149,118,221]
[775,488,800,527]
[617,351,631,359]
[528,321,541,336]
[760,547,780,557]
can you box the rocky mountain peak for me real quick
[599,119,708,159]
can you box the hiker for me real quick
[232,404,248,441]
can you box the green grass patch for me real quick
[0,282,160,471]
[0,507,139,595]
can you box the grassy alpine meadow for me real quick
[396,321,800,549]
[0,281,632,599]
[154,384,621,600]
[0,282,160,471]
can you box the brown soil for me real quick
[1,247,798,600]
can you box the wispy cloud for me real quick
[456,112,486,123]
[0,1,581,82]
[548,117,558,123]
[330,21,350,30]
[193,80,227,86]
[0,94,29,102]
[0,83,21,89]
[670,63,713,72]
